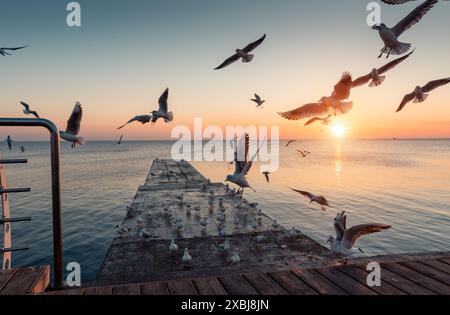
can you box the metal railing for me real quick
[0,118,63,289]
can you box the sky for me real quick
[1,0,449,141]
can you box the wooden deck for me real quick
[0,266,50,295]
[49,255,450,295]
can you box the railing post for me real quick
[0,118,64,289]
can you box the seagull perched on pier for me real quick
[372,0,438,58]
[327,212,391,256]
[278,72,353,121]
[305,115,332,127]
[290,189,334,211]
[182,248,192,265]
[225,133,265,198]
[118,88,173,129]
[396,77,450,112]
[20,102,40,118]
[0,46,28,56]
[251,94,266,108]
[214,34,266,70]
[60,102,84,148]
[5,136,13,150]
[169,240,179,256]
[352,50,414,88]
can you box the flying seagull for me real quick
[225,133,264,198]
[285,140,298,147]
[262,171,271,183]
[0,46,28,56]
[352,50,414,88]
[214,34,266,70]
[327,212,391,256]
[251,94,266,108]
[118,88,173,129]
[396,77,450,112]
[290,188,333,211]
[60,102,85,148]
[297,149,311,158]
[5,136,13,150]
[304,114,332,127]
[381,0,448,4]
[117,135,123,145]
[278,72,353,120]
[20,101,40,118]
[372,0,438,58]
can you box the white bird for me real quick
[182,248,192,264]
[60,102,85,148]
[200,217,208,230]
[396,77,450,112]
[254,235,267,243]
[230,248,240,265]
[327,213,391,256]
[225,133,265,198]
[20,101,40,118]
[290,188,334,211]
[118,88,173,129]
[138,229,151,241]
[287,227,299,237]
[0,46,28,56]
[217,239,231,252]
[214,34,266,70]
[169,240,179,255]
[251,94,266,108]
[352,50,414,88]
[304,114,332,127]
[278,73,354,120]
[372,0,438,58]
[272,219,279,230]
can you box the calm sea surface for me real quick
[0,139,449,281]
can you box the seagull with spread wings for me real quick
[290,188,333,211]
[214,34,266,70]
[278,72,353,121]
[20,101,40,118]
[304,114,333,127]
[118,88,173,129]
[60,102,85,148]
[0,46,28,56]
[262,171,271,184]
[396,77,450,112]
[327,212,391,256]
[381,0,448,5]
[352,50,414,88]
[251,94,266,108]
[372,0,438,58]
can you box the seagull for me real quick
[272,219,280,230]
[334,211,347,242]
[262,171,271,183]
[305,114,332,127]
[225,133,265,198]
[396,77,450,112]
[352,50,414,88]
[285,140,298,147]
[117,135,123,145]
[297,149,311,158]
[327,214,391,256]
[5,136,13,150]
[251,94,266,108]
[118,88,173,129]
[138,228,151,241]
[60,102,85,148]
[20,146,25,153]
[372,0,438,58]
[20,101,40,118]
[217,239,231,252]
[230,248,240,265]
[182,248,192,265]
[0,46,28,56]
[278,72,353,121]
[169,240,179,256]
[290,188,334,211]
[200,217,208,230]
[381,0,448,5]
[214,34,266,70]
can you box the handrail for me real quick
[0,118,63,289]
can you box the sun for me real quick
[331,124,346,138]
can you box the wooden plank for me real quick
[338,266,406,295]
[27,266,50,294]
[84,286,113,295]
[383,263,450,295]
[52,288,84,295]
[193,277,228,295]
[421,260,450,275]
[268,271,316,295]
[438,259,450,266]
[244,273,289,295]
[315,267,377,295]
[1,267,45,295]
[0,269,19,293]
[140,281,170,295]
[399,261,450,287]
[112,283,141,295]
[292,269,347,295]
[218,274,259,295]
[167,279,198,295]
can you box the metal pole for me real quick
[0,118,64,289]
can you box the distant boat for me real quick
[117,135,123,145]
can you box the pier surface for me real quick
[97,159,336,285]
